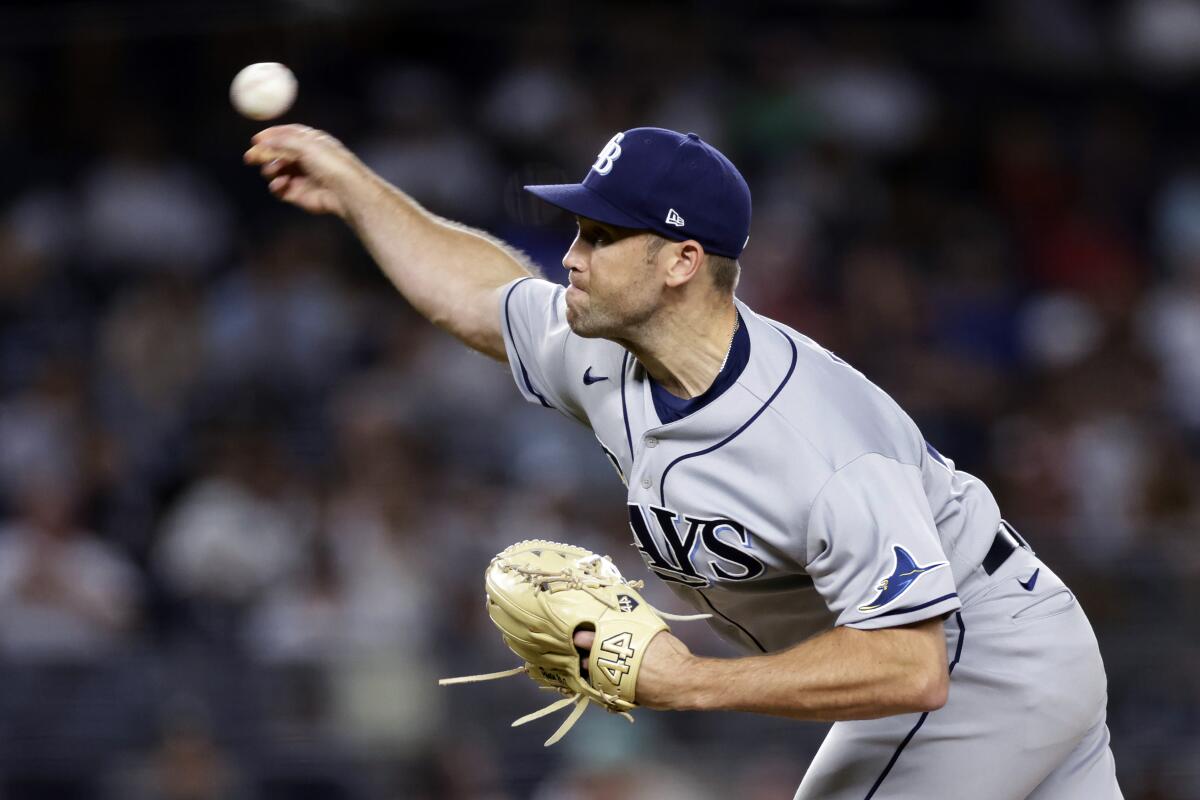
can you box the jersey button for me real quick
[640,477,652,489]
[645,437,658,448]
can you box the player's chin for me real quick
[566,285,587,312]
[566,292,624,339]
[565,312,595,338]
[565,291,597,337]
[566,311,609,340]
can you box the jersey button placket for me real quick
[631,428,665,497]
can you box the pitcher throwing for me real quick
[246,124,1123,799]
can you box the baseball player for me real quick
[245,125,1123,799]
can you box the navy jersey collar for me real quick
[649,311,750,425]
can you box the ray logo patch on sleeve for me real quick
[858,545,947,613]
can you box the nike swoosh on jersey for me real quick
[858,545,947,613]
[583,367,609,385]
[1019,568,1040,591]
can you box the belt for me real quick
[982,520,1031,576]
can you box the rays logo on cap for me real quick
[592,132,624,175]
[858,545,947,613]
[524,126,753,259]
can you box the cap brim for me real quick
[523,183,646,230]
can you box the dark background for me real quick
[0,1,1196,797]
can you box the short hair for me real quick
[707,254,740,294]
[645,235,740,295]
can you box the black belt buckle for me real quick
[982,520,1029,576]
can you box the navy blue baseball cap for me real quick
[524,127,752,259]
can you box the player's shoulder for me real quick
[501,275,558,317]
[737,301,924,470]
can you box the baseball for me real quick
[230,62,297,121]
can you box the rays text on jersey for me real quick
[628,504,766,587]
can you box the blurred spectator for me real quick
[1139,177,1200,432]
[798,52,933,153]
[1018,292,1104,370]
[0,367,87,501]
[360,65,502,221]
[202,226,359,395]
[150,725,241,800]
[79,115,232,274]
[1122,0,1200,74]
[93,277,204,548]
[482,46,584,147]
[120,711,247,800]
[243,456,435,662]
[153,430,314,629]
[5,186,79,263]
[0,479,139,660]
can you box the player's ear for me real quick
[662,240,704,289]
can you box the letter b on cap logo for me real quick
[592,132,624,175]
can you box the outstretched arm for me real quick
[244,125,533,360]
[576,616,949,721]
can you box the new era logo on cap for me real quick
[523,127,752,259]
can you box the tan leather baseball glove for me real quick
[440,539,707,746]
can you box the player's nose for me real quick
[562,235,587,273]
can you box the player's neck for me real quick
[625,300,738,399]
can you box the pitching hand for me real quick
[574,628,694,709]
[244,125,363,217]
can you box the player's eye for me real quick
[579,228,607,246]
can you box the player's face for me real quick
[561,218,664,339]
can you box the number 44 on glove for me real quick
[439,540,708,746]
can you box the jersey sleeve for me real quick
[498,276,592,424]
[804,453,962,630]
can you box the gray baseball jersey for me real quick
[499,276,1122,799]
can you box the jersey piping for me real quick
[695,589,768,653]
[620,351,633,456]
[658,323,797,504]
[649,311,750,424]
[864,611,966,799]
[503,277,552,409]
[652,322,799,655]
[869,592,960,620]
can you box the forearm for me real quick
[650,618,948,721]
[337,166,533,359]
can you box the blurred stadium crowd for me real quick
[1,1,1198,798]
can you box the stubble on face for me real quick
[565,225,662,340]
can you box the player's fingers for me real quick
[260,158,291,178]
[268,175,291,196]
[574,631,595,679]
[244,132,334,165]
[244,143,293,165]
[251,124,313,144]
